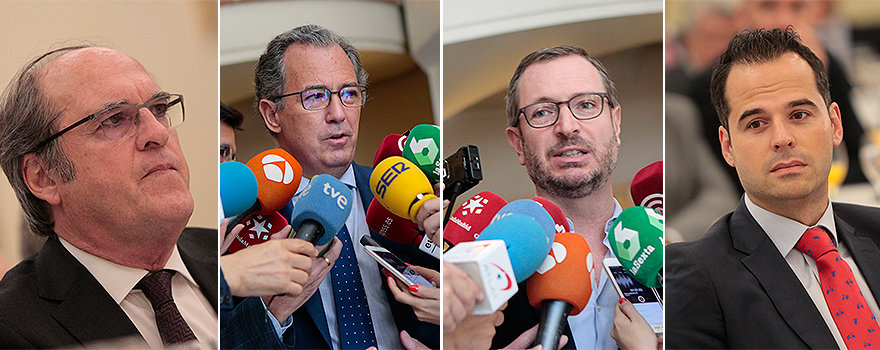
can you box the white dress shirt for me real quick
[59,238,218,349]
[745,194,880,350]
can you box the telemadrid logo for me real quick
[261,154,296,185]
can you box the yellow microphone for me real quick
[371,156,438,222]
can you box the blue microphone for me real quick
[491,199,557,244]
[289,174,353,246]
[220,161,258,218]
[477,213,552,283]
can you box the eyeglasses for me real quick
[274,85,367,110]
[518,92,608,129]
[220,144,235,162]
[36,93,185,150]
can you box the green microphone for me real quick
[608,206,663,288]
[401,124,441,183]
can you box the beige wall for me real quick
[0,1,218,265]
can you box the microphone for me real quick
[529,196,571,234]
[225,211,289,254]
[370,156,438,222]
[477,213,553,283]
[609,206,664,288]
[491,199,557,244]
[366,197,422,247]
[401,124,441,183]
[288,174,353,246]
[527,232,593,350]
[631,161,663,213]
[443,191,507,252]
[225,149,302,236]
[373,133,405,168]
[220,161,258,218]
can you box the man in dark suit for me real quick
[0,46,218,348]
[221,25,440,349]
[667,28,880,349]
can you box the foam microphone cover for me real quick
[609,206,664,288]
[631,161,663,214]
[225,211,289,254]
[371,156,438,221]
[401,124,441,183]
[530,196,571,234]
[245,148,303,215]
[527,232,593,315]
[373,133,405,168]
[477,214,551,283]
[220,161,258,218]
[492,199,557,244]
[366,197,421,246]
[289,174,353,246]
[444,191,507,247]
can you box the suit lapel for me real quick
[834,209,880,303]
[37,237,142,345]
[730,201,837,349]
[178,227,219,312]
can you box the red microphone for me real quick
[226,212,289,254]
[530,196,571,234]
[373,133,406,168]
[631,161,663,213]
[527,232,594,350]
[443,191,507,252]
[366,197,422,247]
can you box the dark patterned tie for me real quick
[137,269,197,346]
[796,227,879,348]
[331,225,377,349]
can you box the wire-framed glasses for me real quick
[36,93,185,149]
[274,85,367,110]
[518,92,608,128]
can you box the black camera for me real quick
[443,145,482,199]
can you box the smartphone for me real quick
[603,257,664,334]
[363,245,435,288]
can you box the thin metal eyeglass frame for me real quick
[273,86,368,110]
[518,92,609,129]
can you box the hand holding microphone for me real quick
[442,261,484,334]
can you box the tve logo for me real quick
[322,181,349,210]
[261,154,296,184]
[376,160,410,198]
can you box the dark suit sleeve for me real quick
[666,242,727,349]
[221,297,289,349]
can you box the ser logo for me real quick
[375,161,410,198]
[261,154,296,185]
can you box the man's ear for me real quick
[259,99,283,134]
[506,126,526,166]
[719,126,735,168]
[22,154,60,205]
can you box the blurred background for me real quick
[443,0,664,211]
[220,0,439,166]
[0,1,218,276]
[665,0,880,241]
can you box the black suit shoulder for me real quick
[179,227,220,312]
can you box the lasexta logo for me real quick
[614,221,641,262]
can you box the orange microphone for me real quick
[225,149,302,238]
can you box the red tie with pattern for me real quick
[796,227,879,348]
[137,269,198,346]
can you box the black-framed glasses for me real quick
[36,93,185,150]
[274,85,367,110]
[518,92,608,129]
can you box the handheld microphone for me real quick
[476,213,553,283]
[373,133,405,168]
[491,199,557,244]
[529,196,571,234]
[366,197,422,247]
[225,149,302,236]
[220,161,258,218]
[527,232,593,350]
[443,191,507,252]
[225,211,289,254]
[631,161,663,213]
[370,156,438,222]
[288,174,353,246]
[401,124,441,183]
[609,206,664,288]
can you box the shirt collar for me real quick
[58,238,197,304]
[600,198,624,256]
[744,193,838,257]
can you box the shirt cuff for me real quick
[260,296,294,339]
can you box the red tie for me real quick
[796,227,880,348]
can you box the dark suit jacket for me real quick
[0,227,218,349]
[666,200,880,349]
[222,162,440,349]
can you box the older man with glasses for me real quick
[0,46,217,348]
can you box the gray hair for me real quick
[0,45,85,237]
[505,45,618,127]
[254,24,368,135]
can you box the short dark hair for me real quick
[505,45,618,128]
[710,27,830,129]
[220,102,244,130]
